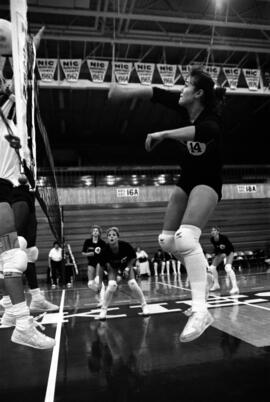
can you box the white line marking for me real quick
[157,281,191,291]
[44,290,65,402]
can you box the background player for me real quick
[209,226,239,294]
[98,227,149,320]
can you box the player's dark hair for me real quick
[190,66,226,114]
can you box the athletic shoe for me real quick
[141,304,150,316]
[30,298,59,313]
[11,316,55,349]
[51,284,56,290]
[1,310,15,327]
[179,310,214,343]
[98,308,107,320]
[230,286,239,295]
[66,283,72,288]
[210,282,220,291]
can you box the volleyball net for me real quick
[9,0,63,244]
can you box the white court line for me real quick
[44,290,65,402]
[158,281,270,312]
[156,281,191,291]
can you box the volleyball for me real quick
[0,19,12,55]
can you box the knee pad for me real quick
[2,248,28,276]
[158,233,175,254]
[174,225,201,256]
[225,264,233,274]
[108,280,117,292]
[26,246,39,263]
[128,278,137,290]
[18,236,27,250]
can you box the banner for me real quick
[204,66,220,85]
[60,59,82,82]
[242,68,260,91]
[134,62,155,85]
[87,59,109,83]
[223,67,241,90]
[113,62,133,84]
[179,65,191,83]
[157,64,176,86]
[37,58,58,81]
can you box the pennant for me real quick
[134,62,155,85]
[242,68,260,91]
[113,62,132,84]
[86,59,109,83]
[60,59,82,82]
[223,67,241,90]
[37,58,58,81]
[157,64,176,86]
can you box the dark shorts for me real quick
[0,179,13,204]
[176,175,222,202]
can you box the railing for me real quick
[37,165,270,188]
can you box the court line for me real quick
[44,289,65,402]
[158,281,270,311]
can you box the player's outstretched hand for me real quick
[108,83,129,102]
[145,132,164,152]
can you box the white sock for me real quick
[29,288,43,301]
[2,295,13,311]
[12,301,30,330]
[175,225,208,313]
[128,279,146,306]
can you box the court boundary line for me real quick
[44,289,65,402]
[158,281,270,311]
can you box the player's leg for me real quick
[98,268,118,320]
[209,254,224,291]
[127,267,149,315]
[225,252,239,294]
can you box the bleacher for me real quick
[35,198,270,279]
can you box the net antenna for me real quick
[10,0,63,244]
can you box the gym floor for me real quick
[1,266,270,402]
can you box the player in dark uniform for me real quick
[108,66,225,342]
[209,226,239,294]
[98,227,149,320]
[82,225,106,302]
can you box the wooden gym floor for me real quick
[1,266,270,402]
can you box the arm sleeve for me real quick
[151,87,188,115]
[194,119,220,143]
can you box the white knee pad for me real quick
[128,278,138,290]
[17,236,27,250]
[26,246,39,263]
[158,233,175,254]
[2,248,28,275]
[225,264,233,274]
[108,280,117,292]
[174,225,201,256]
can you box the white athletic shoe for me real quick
[210,282,220,291]
[1,310,16,327]
[30,298,59,313]
[11,317,55,349]
[141,304,150,316]
[230,286,239,295]
[98,308,107,320]
[66,283,72,288]
[180,310,214,343]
